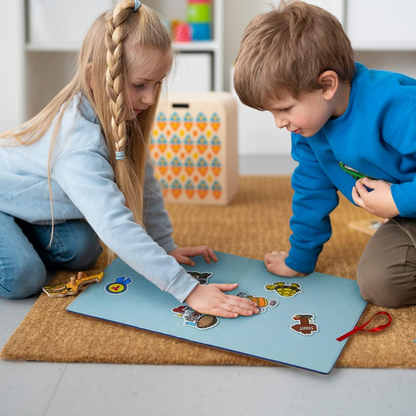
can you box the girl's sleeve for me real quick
[51,145,198,303]
[142,156,176,253]
[286,134,339,274]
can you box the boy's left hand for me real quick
[169,246,218,266]
[352,178,399,218]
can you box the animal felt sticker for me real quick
[290,314,319,336]
[172,305,219,330]
[265,282,302,298]
[104,276,133,295]
[235,291,279,314]
[188,271,213,285]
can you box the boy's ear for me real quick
[317,70,338,100]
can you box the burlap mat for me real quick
[2,176,415,367]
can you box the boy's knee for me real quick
[357,219,416,308]
[357,262,413,308]
[0,257,46,299]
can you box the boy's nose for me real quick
[274,116,289,129]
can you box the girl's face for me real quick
[124,46,172,121]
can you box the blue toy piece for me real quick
[190,23,211,41]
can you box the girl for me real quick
[0,0,258,318]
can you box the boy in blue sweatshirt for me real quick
[233,0,416,308]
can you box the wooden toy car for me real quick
[42,271,104,297]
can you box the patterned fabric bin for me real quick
[150,92,238,205]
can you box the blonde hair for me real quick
[233,0,355,109]
[0,0,173,257]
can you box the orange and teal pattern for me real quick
[150,110,224,202]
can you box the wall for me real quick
[0,1,25,131]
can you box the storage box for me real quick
[150,92,238,204]
[167,53,212,92]
[28,0,112,46]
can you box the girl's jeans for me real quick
[0,211,102,299]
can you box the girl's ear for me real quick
[86,63,93,90]
[317,70,338,100]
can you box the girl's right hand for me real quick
[184,283,259,318]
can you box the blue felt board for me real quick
[67,251,367,374]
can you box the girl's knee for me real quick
[47,221,102,270]
[0,257,46,299]
[62,235,102,270]
[67,243,102,270]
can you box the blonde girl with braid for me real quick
[0,0,259,318]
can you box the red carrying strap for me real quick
[337,311,392,342]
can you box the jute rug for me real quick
[2,176,415,368]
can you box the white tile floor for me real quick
[2,274,416,415]
[1,160,415,416]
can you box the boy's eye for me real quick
[279,107,291,112]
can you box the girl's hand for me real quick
[169,246,218,266]
[184,283,260,318]
[352,178,399,218]
[264,250,308,277]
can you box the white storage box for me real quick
[28,0,112,47]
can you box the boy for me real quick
[233,0,416,308]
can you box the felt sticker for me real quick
[104,276,133,295]
[265,281,302,298]
[188,271,213,285]
[290,314,319,336]
[172,305,219,330]
[235,291,279,314]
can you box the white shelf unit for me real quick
[147,0,224,92]
[2,0,416,146]
[22,0,223,119]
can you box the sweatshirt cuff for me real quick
[157,235,177,254]
[165,269,199,303]
[391,183,416,217]
[285,247,318,274]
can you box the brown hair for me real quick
[233,0,355,110]
[0,0,172,256]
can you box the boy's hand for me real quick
[352,178,399,218]
[264,250,308,277]
[184,283,260,318]
[169,246,218,266]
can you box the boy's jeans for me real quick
[0,212,102,299]
[357,217,416,308]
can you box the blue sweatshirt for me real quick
[287,62,416,274]
[0,94,198,302]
